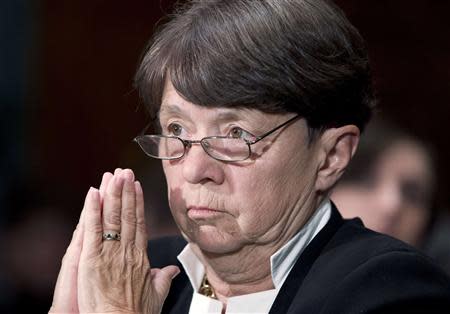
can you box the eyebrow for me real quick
[215,111,246,122]
[158,104,184,117]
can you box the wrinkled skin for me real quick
[49,80,359,311]
[49,169,179,314]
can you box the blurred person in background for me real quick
[332,119,450,273]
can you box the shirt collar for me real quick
[270,199,331,288]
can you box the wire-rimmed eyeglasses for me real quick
[134,115,300,162]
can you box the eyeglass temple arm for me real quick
[246,115,300,145]
[133,122,154,142]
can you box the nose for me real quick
[182,142,225,185]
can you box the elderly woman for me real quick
[50,0,450,313]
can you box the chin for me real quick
[185,224,245,254]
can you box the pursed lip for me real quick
[187,206,225,219]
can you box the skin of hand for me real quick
[49,173,113,314]
[49,169,179,314]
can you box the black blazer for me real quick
[148,205,450,313]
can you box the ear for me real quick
[315,125,360,192]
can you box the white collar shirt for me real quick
[177,199,332,314]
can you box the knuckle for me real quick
[123,245,147,266]
[136,223,147,235]
[86,221,103,233]
[122,208,137,225]
[124,182,135,193]
[124,245,136,262]
[105,211,121,225]
[136,213,146,225]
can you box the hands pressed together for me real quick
[49,169,180,314]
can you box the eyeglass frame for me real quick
[133,114,300,162]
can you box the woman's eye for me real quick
[168,123,183,136]
[229,127,251,139]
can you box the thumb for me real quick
[151,265,180,301]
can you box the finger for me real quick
[99,172,113,204]
[103,174,125,233]
[114,167,123,176]
[113,168,135,181]
[135,181,148,251]
[50,210,85,314]
[64,210,85,260]
[151,266,180,301]
[120,169,137,243]
[81,187,103,257]
[63,195,87,254]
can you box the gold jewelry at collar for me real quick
[199,274,217,299]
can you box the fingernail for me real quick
[89,187,99,199]
[121,168,135,181]
[172,267,181,279]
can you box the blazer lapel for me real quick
[269,205,344,314]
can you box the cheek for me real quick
[228,153,315,238]
[162,162,183,208]
[396,206,429,243]
[231,175,281,236]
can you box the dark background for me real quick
[1,1,449,313]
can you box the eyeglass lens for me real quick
[136,136,251,161]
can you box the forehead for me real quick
[380,142,431,173]
[375,141,434,186]
[159,80,285,126]
[159,102,269,126]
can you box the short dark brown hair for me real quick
[134,0,376,132]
